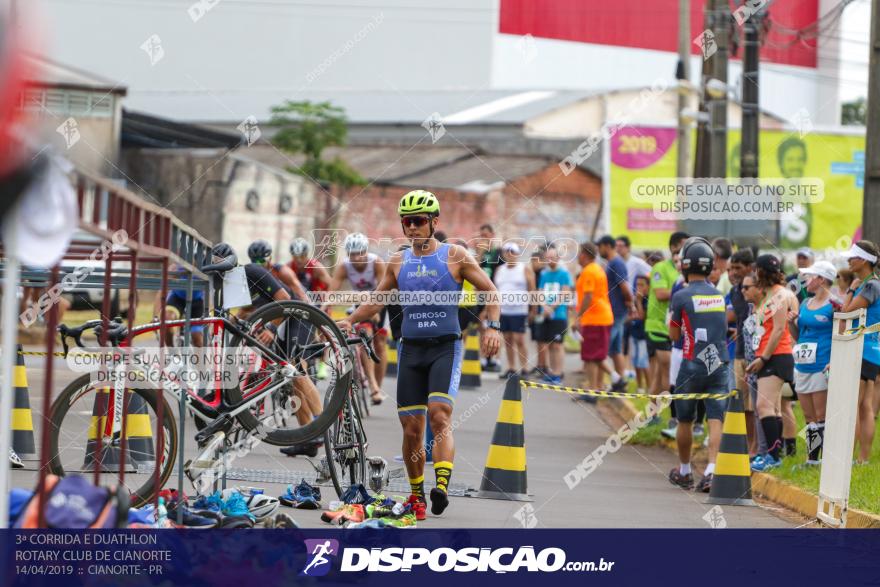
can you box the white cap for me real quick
[799,260,837,283]
[502,242,521,255]
[842,244,878,264]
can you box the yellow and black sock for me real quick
[429,461,453,515]
[433,461,453,494]
[409,475,425,500]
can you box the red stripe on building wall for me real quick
[499,0,818,68]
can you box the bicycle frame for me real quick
[100,314,297,434]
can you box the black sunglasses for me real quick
[401,215,431,228]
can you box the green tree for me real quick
[269,100,365,188]
[841,97,867,126]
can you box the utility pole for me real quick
[677,0,691,181]
[707,0,729,181]
[864,0,880,244]
[740,6,760,181]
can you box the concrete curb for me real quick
[603,396,880,529]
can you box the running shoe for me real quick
[610,378,628,392]
[668,468,695,490]
[321,504,365,525]
[271,512,300,528]
[483,359,502,373]
[498,369,517,379]
[693,423,705,437]
[366,493,395,508]
[405,495,427,521]
[280,480,322,509]
[166,502,219,529]
[751,454,781,471]
[9,448,23,469]
[222,491,255,520]
[279,440,323,458]
[429,487,449,516]
[345,518,389,529]
[541,374,563,385]
[383,513,417,528]
[339,483,372,505]
[366,501,406,518]
[192,491,224,515]
[695,474,713,493]
[340,504,365,524]
[661,425,678,440]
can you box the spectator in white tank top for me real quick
[494,242,536,378]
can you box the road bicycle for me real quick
[46,257,361,507]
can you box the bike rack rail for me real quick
[1,167,214,527]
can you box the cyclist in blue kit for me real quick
[337,190,501,520]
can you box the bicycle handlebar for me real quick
[356,329,380,364]
[58,318,128,355]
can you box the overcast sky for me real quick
[839,0,871,102]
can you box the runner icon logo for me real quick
[301,539,340,577]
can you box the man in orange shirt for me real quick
[576,242,614,401]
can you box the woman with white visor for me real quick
[842,240,880,464]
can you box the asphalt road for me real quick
[9,348,795,529]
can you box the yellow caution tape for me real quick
[519,380,736,401]
[17,350,68,357]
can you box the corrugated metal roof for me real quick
[240,144,585,190]
[392,154,553,190]
[25,54,126,94]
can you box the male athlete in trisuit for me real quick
[326,233,389,404]
[337,191,502,520]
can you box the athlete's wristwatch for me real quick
[484,320,502,331]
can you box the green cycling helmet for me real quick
[398,190,440,216]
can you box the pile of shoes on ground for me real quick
[315,483,418,529]
[127,487,297,529]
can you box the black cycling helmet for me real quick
[248,239,272,262]
[211,242,236,258]
[680,236,714,276]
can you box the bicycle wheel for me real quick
[226,300,353,446]
[324,392,368,497]
[46,374,178,508]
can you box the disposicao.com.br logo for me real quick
[301,539,340,577]
[306,542,614,574]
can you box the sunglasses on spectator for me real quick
[401,215,431,228]
[742,284,755,290]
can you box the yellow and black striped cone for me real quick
[125,393,155,467]
[460,327,482,388]
[708,390,756,506]
[468,375,531,501]
[82,388,137,473]
[12,345,36,459]
[386,338,398,377]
